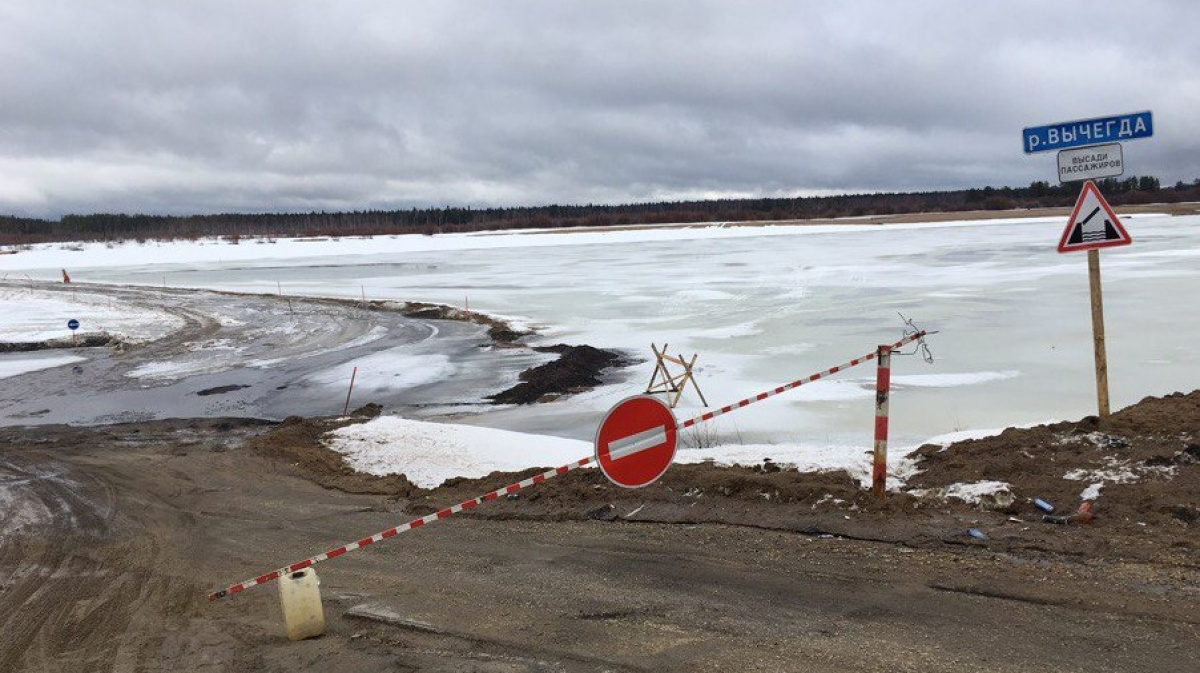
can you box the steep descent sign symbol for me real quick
[1078,207,1105,243]
[1058,181,1131,253]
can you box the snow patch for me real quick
[1064,455,1176,488]
[943,480,1013,505]
[0,353,86,380]
[325,416,591,488]
[0,288,182,343]
[1064,458,1139,485]
[675,443,877,483]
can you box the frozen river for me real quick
[3,214,1198,452]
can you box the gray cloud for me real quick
[1,1,1197,217]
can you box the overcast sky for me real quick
[1,1,1197,218]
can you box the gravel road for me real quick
[1,419,1195,672]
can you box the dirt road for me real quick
[1,419,1195,672]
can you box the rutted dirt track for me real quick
[0,417,1196,672]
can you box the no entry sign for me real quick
[594,396,678,488]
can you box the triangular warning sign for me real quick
[1058,180,1132,253]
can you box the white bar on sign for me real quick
[606,426,668,461]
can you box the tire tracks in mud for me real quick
[0,453,209,672]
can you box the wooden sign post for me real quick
[1057,180,1132,420]
[1086,249,1110,418]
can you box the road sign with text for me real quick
[1023,111,1152,154]
[1057,143,1123,183]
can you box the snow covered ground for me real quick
[3,213,1198,483]
[0,353,85,380]
[0,286,182,343]
[327,416,591,488]
[328,415,1010,489]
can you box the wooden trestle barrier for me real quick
[645,343,707,408]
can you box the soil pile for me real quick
[909,390,1199,529]
[248,414,417,497]
[488,344,629,404]
[0,332,123,352]
[396,301,529,345]
[248,389,1196,562]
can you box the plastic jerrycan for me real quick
[278,568,326,641]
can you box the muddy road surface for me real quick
[0,419,1195,672]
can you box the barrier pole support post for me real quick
[343,366,358,416]
[872,345,892,499]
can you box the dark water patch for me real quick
[196,384,251,397]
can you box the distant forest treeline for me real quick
[2,176,1197,246]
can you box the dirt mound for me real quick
[396,301,530,345]
[418,460,918,531]
[909,390,1200,529]
[246,412,911,537]
[350,402,383,418]
[246,415,417,497]
[488,344,628,404]
[244,390,1197,563]
[0,332,124,352]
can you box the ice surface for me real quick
[3,213,1198,471]
[0,353,85,380]
[305,350,456,394]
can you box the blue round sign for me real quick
[67,319,80,331]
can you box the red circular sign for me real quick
[594,396,678,489]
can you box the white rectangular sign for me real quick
[1057,143,1123,183]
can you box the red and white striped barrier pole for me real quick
[208,330,926,601]
[208,456,594,601]
[677,331,922,430]
[872,346,892,499]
